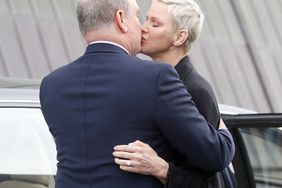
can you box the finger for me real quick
[219,118,226,129]
[114,145,143,152]
[129,140,148,147]
[128,140,150,149]
[119,165,143,174]
[114,145,132,152]
[115,158,142,167]
[114,158,132,166]
[112,151,141,159]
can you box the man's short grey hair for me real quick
[159,0,204,53]
[77,0,129,36]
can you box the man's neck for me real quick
[88,41,129,54]
[84,29,131,54]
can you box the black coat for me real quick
[166,56,236,188]
[175,56,220,128]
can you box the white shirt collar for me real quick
[89,41,129,54]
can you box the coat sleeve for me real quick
[188,86,220,129]
[155,65,235,172]
[165,163,209,188]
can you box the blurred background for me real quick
[0,0,281,113]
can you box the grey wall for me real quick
[192,0,282,112]
[0,0,281,113]
[0,0,85,78]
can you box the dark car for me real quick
[0,80,281,188]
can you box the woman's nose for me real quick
[141,24,148,34]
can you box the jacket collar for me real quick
[175,56,193,77]
[85,42,129,55]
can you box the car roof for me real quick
[219,104,256,115]
[0,78,40,107]
[0,77,41,89]
[0,78,258,114]
[0,87,257,114]
[0,88,40,107]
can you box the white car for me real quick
[0,83,281,188]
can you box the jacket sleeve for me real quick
[155,65,235,172]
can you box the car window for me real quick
[0,174,55,188]
[239,127,282,188]
[0,108,56,188]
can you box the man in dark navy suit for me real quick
[39,0,235,188]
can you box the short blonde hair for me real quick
[159,0,204,53]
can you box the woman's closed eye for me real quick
[152,21,161,27]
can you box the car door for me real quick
[0,105,56,188]
[223,114,282,188]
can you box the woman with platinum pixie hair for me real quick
[113,0,236,187]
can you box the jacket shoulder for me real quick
[129,56,176,74]
[42,56,84,82]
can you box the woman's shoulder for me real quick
[183,71,215,97]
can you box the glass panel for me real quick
[239,127,282,187]
[0,175,55,188]
[0,108,57,175]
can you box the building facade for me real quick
[0,0,281,112]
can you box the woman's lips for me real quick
[141,37,146,44]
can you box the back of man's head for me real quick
[77,0,129,36]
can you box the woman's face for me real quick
[141,1,175,57]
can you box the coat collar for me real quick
[175,56,193,77]
[85,42,129,55]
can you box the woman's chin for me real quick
[140,48,146,54]
[140,48,150,55]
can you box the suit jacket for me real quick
[40,43,234,188]
[166,56,235,188]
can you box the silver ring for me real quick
[126,160,131,166]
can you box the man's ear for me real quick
[116,10,128,33]
[173,29,188,47]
